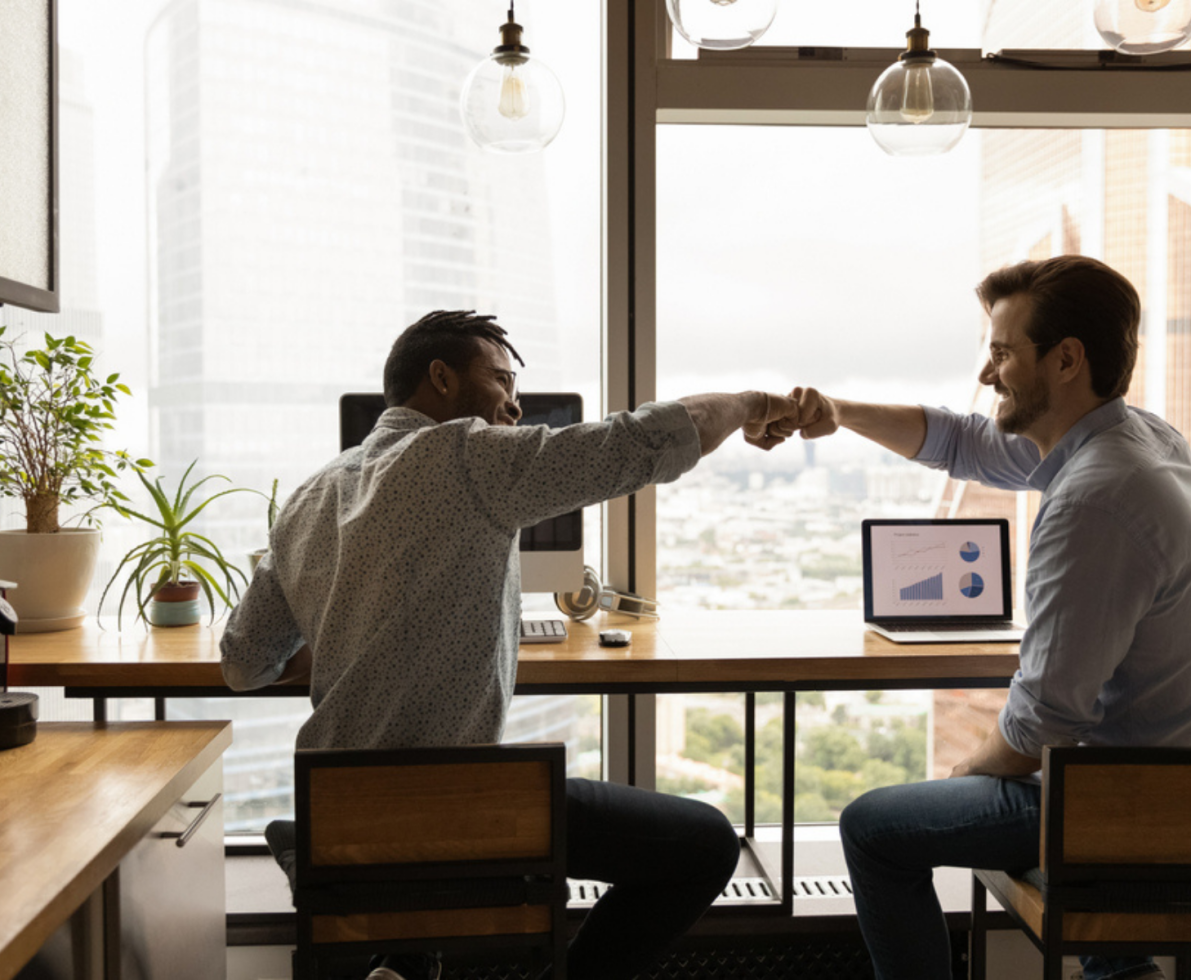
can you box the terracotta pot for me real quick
[152,581,202,603]
[0,528,101,633]
[148,580,203,627]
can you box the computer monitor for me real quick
[338,393,585,593]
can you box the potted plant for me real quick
[247,478,280,573]
[98,461,255,628]
[0,329,149,632]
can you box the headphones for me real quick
[554,566,660,621]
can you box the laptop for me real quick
[862,518,1026,644]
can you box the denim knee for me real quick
[839,786,889,858]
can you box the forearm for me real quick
[834,399,928,459]
[678,392,769,455]
[950,725,1040,779]
[274,644,312,686]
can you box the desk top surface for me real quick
[0,721,233,980]
[9,610,1020,691]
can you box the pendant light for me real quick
[1093,0,1191,54]
[665,0,778,51]
[865,3,972,157]
[460,3,565,154]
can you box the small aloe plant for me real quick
[98,461,258,628]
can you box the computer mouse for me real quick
[599,629,631,647]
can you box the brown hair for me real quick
[975,255,1140,400]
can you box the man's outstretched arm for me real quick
[793,388,928,459]
[678,391,801,456]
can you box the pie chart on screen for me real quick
[960,572,984,598]
[959,541,980,562]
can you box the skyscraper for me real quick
[144,0,561,551]
[142,0,578,830]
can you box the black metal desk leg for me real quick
[782,690,794,915]
[745,691,756,838]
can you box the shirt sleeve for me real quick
[998,499,1159,757]
[220,549,306,691]
[915,406,1041,491]
[458,400,702,533]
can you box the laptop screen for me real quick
[862,519,1012,622]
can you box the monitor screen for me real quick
[338,392,585,592]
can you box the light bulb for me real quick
[1094,0,1191,52]
[900,64,935,124]
[498,66,530,120]
[865,10,971,157]
[460,5,565,154]
[665,0,778,51]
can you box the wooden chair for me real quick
[279,742,568,980]
[970,746,1191,980]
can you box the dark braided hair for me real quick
[383,310,525,407]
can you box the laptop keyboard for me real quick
[520,618,568,643]
[881,622,1019,633]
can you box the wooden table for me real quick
[0,722,233,980]
[8,611,1020,918]
[9,609,1021,695]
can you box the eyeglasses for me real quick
[987,342,1042,368]
[488,367,519,400]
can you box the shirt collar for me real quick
[367,407,438,440]
[1026,397,1129,491]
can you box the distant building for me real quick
[144,0,561,552]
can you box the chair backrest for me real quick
[293,743,566,889]
[1040,745,1191,886]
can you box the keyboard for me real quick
[881,621,1020,633]
[520,618,568,644]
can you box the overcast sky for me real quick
[57,0,988,441]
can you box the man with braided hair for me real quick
[222,309,803,980]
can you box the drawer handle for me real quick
[161,794,222,848]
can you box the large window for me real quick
[7,0,1191,834]
[4,0,602,832]
[632,0,1191,821]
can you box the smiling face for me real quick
[980,292,1054,437]
[453,339,522,426]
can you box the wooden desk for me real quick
[9,610,1020,695]
[8,612,1019,920]
[0,722,232,980]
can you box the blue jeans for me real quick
[564,777,741,980]
[839,777,1160,980]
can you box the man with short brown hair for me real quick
[790,256,1191,980]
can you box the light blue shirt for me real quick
[916,398,1191,758]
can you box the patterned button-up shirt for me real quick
[220,401,701,749]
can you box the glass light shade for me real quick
[1094,0,1191,54]
[866,57,972,157]
[665,0,778,51]
[460,53,565,154]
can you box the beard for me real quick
[994,375,1050,435]
[453,388,500,425]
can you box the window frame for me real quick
[600,0,1191,790]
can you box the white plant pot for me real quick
[0,528,102,632]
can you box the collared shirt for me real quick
[916,398,1191,758]
[220,401,701,750]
